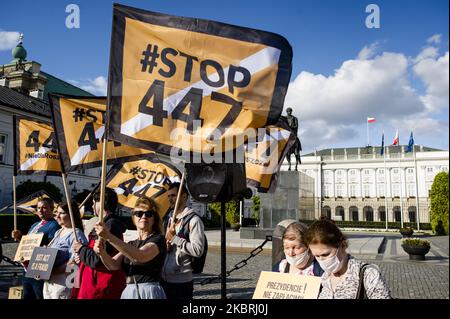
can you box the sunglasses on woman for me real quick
[132,210,155,218]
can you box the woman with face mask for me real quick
[304,216,391,299]
[273,221,324,276]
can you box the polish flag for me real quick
[367,117,376,123]
[392,129,399,145]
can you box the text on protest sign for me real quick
[14,233,44,262]
[253,271,322,299]
[14,116,62,175]
[25,247,58,280]
[106,154,181,217]
[49,95,153,172]
[245,119,295,193]
[107,4,292,156]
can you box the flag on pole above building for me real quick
[392,129,399,146]
[380,133,385,155]
[406,131,414,153]
[367,117,376,123]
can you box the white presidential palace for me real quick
[282,145,449,226]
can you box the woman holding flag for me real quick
[93,196,167,299]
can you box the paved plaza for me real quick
[1,230,448,299]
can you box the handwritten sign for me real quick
[25,247,58,280]
[14,233,44,262]
[253,271,322,299]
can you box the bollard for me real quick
[272,219,298,270]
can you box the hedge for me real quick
[298,219,432,230]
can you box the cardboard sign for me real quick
[49,95,153,173]
[253,271,322,299]
[13,115,62,175]
[25,247,58,280]
[8,286,23,299]
[107,4,292,156]
[14,233,44,262]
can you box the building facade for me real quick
[281,145,449,224]
[0,38,101,209]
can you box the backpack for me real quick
[180,213,208,274]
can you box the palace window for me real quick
[0,134,6,163]
[349,184,357,197]
[363,184,371,197]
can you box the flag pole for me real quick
[383,132,388,231]
[78,181,100,210]
[12,114,18,237]
[172,169,186,221]
[61,173,79,242]
[99,135,108,222]
[367,119,369,146]
[398,147,404,229]
[412,137,420,231]
[12,175,17,233]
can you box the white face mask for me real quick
[317,248,342,274]
[285,249,310,268]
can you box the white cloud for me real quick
[285,41,449,153]
[0,31,20,51]
[79,76,107,96]
[427,34,442,45]
[413,51,449,112]
[357,42,380,60]
[413,46,439,63]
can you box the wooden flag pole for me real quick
[78,191,93,210]
[172,169,186,221]
[99,135,108,222]
[12,175,17,232]
[61,173,79,242]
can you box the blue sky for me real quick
[1,0,448,152]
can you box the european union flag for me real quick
[380,133,385,155]
[406,132,414,153]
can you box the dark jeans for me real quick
[161,280,193,300]
[23,276,44,299]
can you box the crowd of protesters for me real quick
[8,185,391,299]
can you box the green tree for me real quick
[430,172,449,235]
[252,195,260,222]
[208,200,239,226]
[16,179,62,202]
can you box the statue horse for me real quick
[287,137,301,171]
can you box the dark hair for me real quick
[56,200,84,231]
[282,221,308,246]
[133,196,161,234]
[37,197,54,210]
[304,216,348,249]
[168,182,188,196]
[93,187,118,213]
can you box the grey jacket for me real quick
[161,207,205,283]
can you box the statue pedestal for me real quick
[259,171,300,229]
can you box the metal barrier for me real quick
[199,235,272,285]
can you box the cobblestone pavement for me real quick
[2,239,448,299]
[193,247,449,299]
